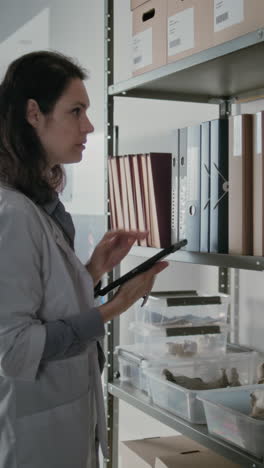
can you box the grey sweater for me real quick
[40,193,105,362]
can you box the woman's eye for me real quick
[72,107,81,116]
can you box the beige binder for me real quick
[119,156,130,230]
[132,154,147,246]
[141,153,152,246]
[229,114,253,255]
[108,156,117,230]
[110,156,125,229]
[124,155,138,232]
[253,112,264,256]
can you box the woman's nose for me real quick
[82,115,94,134]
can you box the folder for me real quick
[179,125,201,252]
[141,153,152,246]
[146,152,172,248]
[110,156,125,229]
[253,111,264,256]
[210,118,229,253]
[132,154,147,246]
[108,156,117,230]
[200,121,210,252]
[123,155,138,232]
[119,155,130,230]
[171,130,179,244]
[229,114,253,255]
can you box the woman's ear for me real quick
[26,98,42,128]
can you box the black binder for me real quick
[210,119,229,253]
[200,121,210,252]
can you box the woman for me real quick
[0,51,168,468]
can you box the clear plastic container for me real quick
[144,352,259,424]
[115,345,150,393]
[129,322,228,358]
[198,384,264,458]
[135,292,229,329]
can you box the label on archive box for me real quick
[168,8,194,57]
[233,115,242,157]
[132,28,152,70]
[214,0,244,32]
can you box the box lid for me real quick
[120,436,209,468]
[155,450,240,468]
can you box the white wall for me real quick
[0,0,106,216]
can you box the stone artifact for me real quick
[229,367,241,387]
[257,362,264,384]
[162,368,230,390]
[250,389,264,419]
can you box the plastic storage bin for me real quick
[144,352,259,424]
[198,384,264,458]
[115,345,150,393]
[135,292,229,329]
[129,321,228,358]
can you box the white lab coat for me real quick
[0,185,107,468]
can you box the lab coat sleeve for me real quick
[42,308,105,361]
[0,201,46,381]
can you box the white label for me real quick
[187,146,199,200]
[132,28,152,71]
[256,112,262,155]
[214,0,244,32]
[233,115,242,157]
[168,8,194,57]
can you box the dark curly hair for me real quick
[0,50,87,203]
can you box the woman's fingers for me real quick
[101,229,148,245]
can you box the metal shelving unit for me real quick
[104,2,264,466]
[130,246,264,271]
[108,382,263,468]
[109,28,264,103]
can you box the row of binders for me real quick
[108,111,264,256]
[108,152,172,248]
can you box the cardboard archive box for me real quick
[131,0,149,10]
[213,0,264,47]
[132,0,167,76]
[120,435,240,468]
[155,450,240,467]
[167,0,213,64]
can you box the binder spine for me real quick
[179,128,188,248]
[210,119,228,253]
[200,121,210,252]
[185,125,201,252]
[171,130,179,243]
[253,112,264,256]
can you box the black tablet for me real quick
[95,238,187,297]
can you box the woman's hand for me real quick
[98,260,168,322]
[86,229,148,285]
